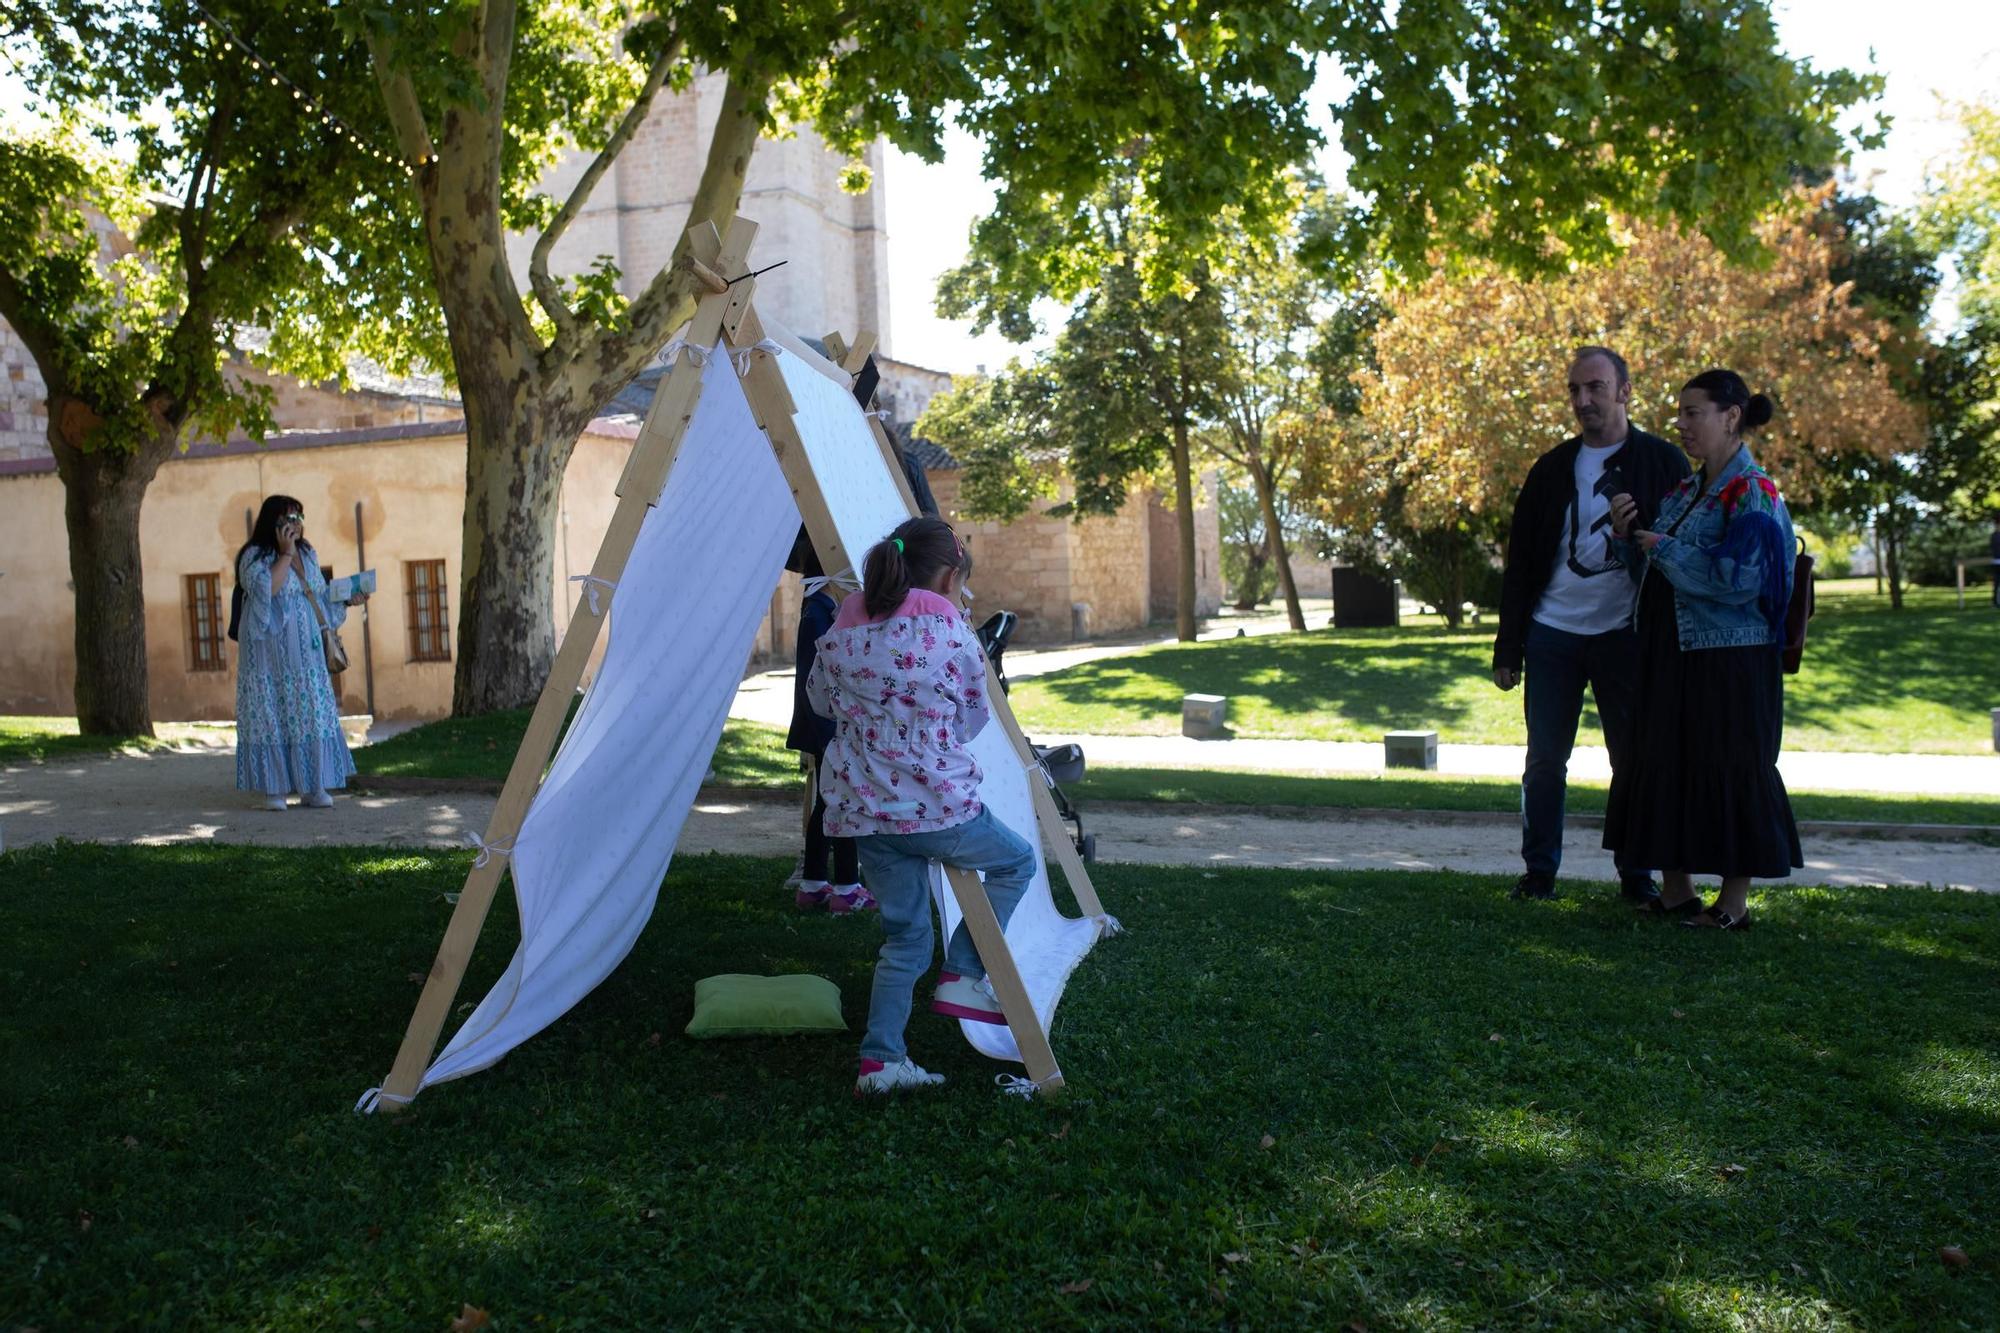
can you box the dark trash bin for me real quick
[1332,567,1399,628]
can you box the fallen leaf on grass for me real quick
[76,1209,94,1233]
[122,1136,139,1150]
[1222,1251,1249,1265]
[1670,1009,1686,1019]
[448,1304,491,1332]
[356,1320,375,1330]
[1058,1278,1094,1295]
[1259,1134,1276,1150]
[645,1031,663,1048]
[407,972,427,984]
[1713,1163,1747,1182]
[1344,1321,1371,1333]
[1939,1245,1971,1270]
[1050,1121,1069,1141]
[1487,1033,1504,1043]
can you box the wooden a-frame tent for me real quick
[362,216,1109,1110]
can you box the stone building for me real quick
[0,80,1221,721]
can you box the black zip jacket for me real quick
[1492,427,1689,673]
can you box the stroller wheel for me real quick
[1078,833,1097,864]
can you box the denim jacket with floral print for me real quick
[1614,444,1794,651]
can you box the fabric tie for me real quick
[1092,914,1124,938]
[732,338,783,377]
[569,574,618,617]
[803,568,860,598]
[354,1085,415,1115]
[994,1073,1051,1099]
[866,409,893,421]
[657,339,710,368]
[467,832,516,870]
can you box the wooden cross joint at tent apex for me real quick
[370,214,1108,1110]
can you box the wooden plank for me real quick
[945,865,1064,1094]
[759,321,857,389]
[742,309,1078,1094]
[839,329,878,373]
[374,215,761,1109]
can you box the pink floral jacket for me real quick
[803,588,991,836]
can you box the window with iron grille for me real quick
[185,573,225,672]
[406,559,452,662]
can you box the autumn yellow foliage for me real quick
[1302,193,1920,538]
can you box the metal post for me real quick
[354,500,376,717]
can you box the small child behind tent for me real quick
[786,537,872,914]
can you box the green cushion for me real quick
[685,973,847,1039]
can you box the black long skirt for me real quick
[1603,571,1803,878]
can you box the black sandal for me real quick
[1639,894,1705,920]
[1682,906,1752,931]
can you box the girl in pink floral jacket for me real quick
[804,516,1037,1095]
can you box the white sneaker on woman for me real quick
[303,790,333,809]
[262,795,289,812]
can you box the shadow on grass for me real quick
[1,845,1995,1328]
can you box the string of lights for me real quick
[185,1,429,169]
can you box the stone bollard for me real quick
[1183,693,1228,739]
[1384,729,1439,769]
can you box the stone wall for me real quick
[1066,492,1153,637]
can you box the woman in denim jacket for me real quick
[1603,370,1802,929]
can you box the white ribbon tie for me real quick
[354,1085,416,1115]
[569,574,618,617]
[803,568,861,598]
[732,338,783,376]
[467,832,516,870]
[658,338,710,368]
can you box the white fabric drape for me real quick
[390,344,1106,1101]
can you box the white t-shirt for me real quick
[1531,440,1633,635]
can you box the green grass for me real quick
[1007,582,2000,754]
[3,843,1996,1328]
[1071,767,2000,829]
[355,714,1999,828]
[354,707,798,788]
[0,717,176,766]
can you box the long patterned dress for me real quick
[234,546,356,796]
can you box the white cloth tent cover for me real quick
[365,348,1110,1106]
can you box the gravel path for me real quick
[5,748,1995,893]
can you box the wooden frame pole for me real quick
[372,218,760,1108]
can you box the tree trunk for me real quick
[48,413,170,736]
[1169,422,1198,641]
[451,383,578,714]
[1249,456,1305,631]
[1885,522,1904,612]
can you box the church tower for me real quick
[504,73,893,353]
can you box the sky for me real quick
[880,0,2000,375]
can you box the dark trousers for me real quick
[1522,619,1643,879]
[803,758,858,884]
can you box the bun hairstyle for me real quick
[861,515,971,618]
[1684,369,1775,433]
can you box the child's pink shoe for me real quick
[825,884,877,914]
[795,879,831,911]
[932,972,1006,1024]
[854,1057,945,1095]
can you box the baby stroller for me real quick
[976,610,1096,864]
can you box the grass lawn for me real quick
[1007,582,2000,754]
[2,844,1996,1328]
[353,704,797,787]
[0,717,176,766]
[357,713,2000,830]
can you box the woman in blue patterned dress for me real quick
[233,496,369,810]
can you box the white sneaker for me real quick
[781,853,806,892]
[262,795,289,812]
[303,790,333,809]
[931,973,1007,1025]
[854,1058,946,1096]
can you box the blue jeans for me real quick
[1522,619,1644,880]
[853,807,1037,1064]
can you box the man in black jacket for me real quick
[1492,347,1689,901]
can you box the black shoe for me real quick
[1618,876,1662,906]
[1510,873,1558,901]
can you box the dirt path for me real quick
[5,749,1996,893]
